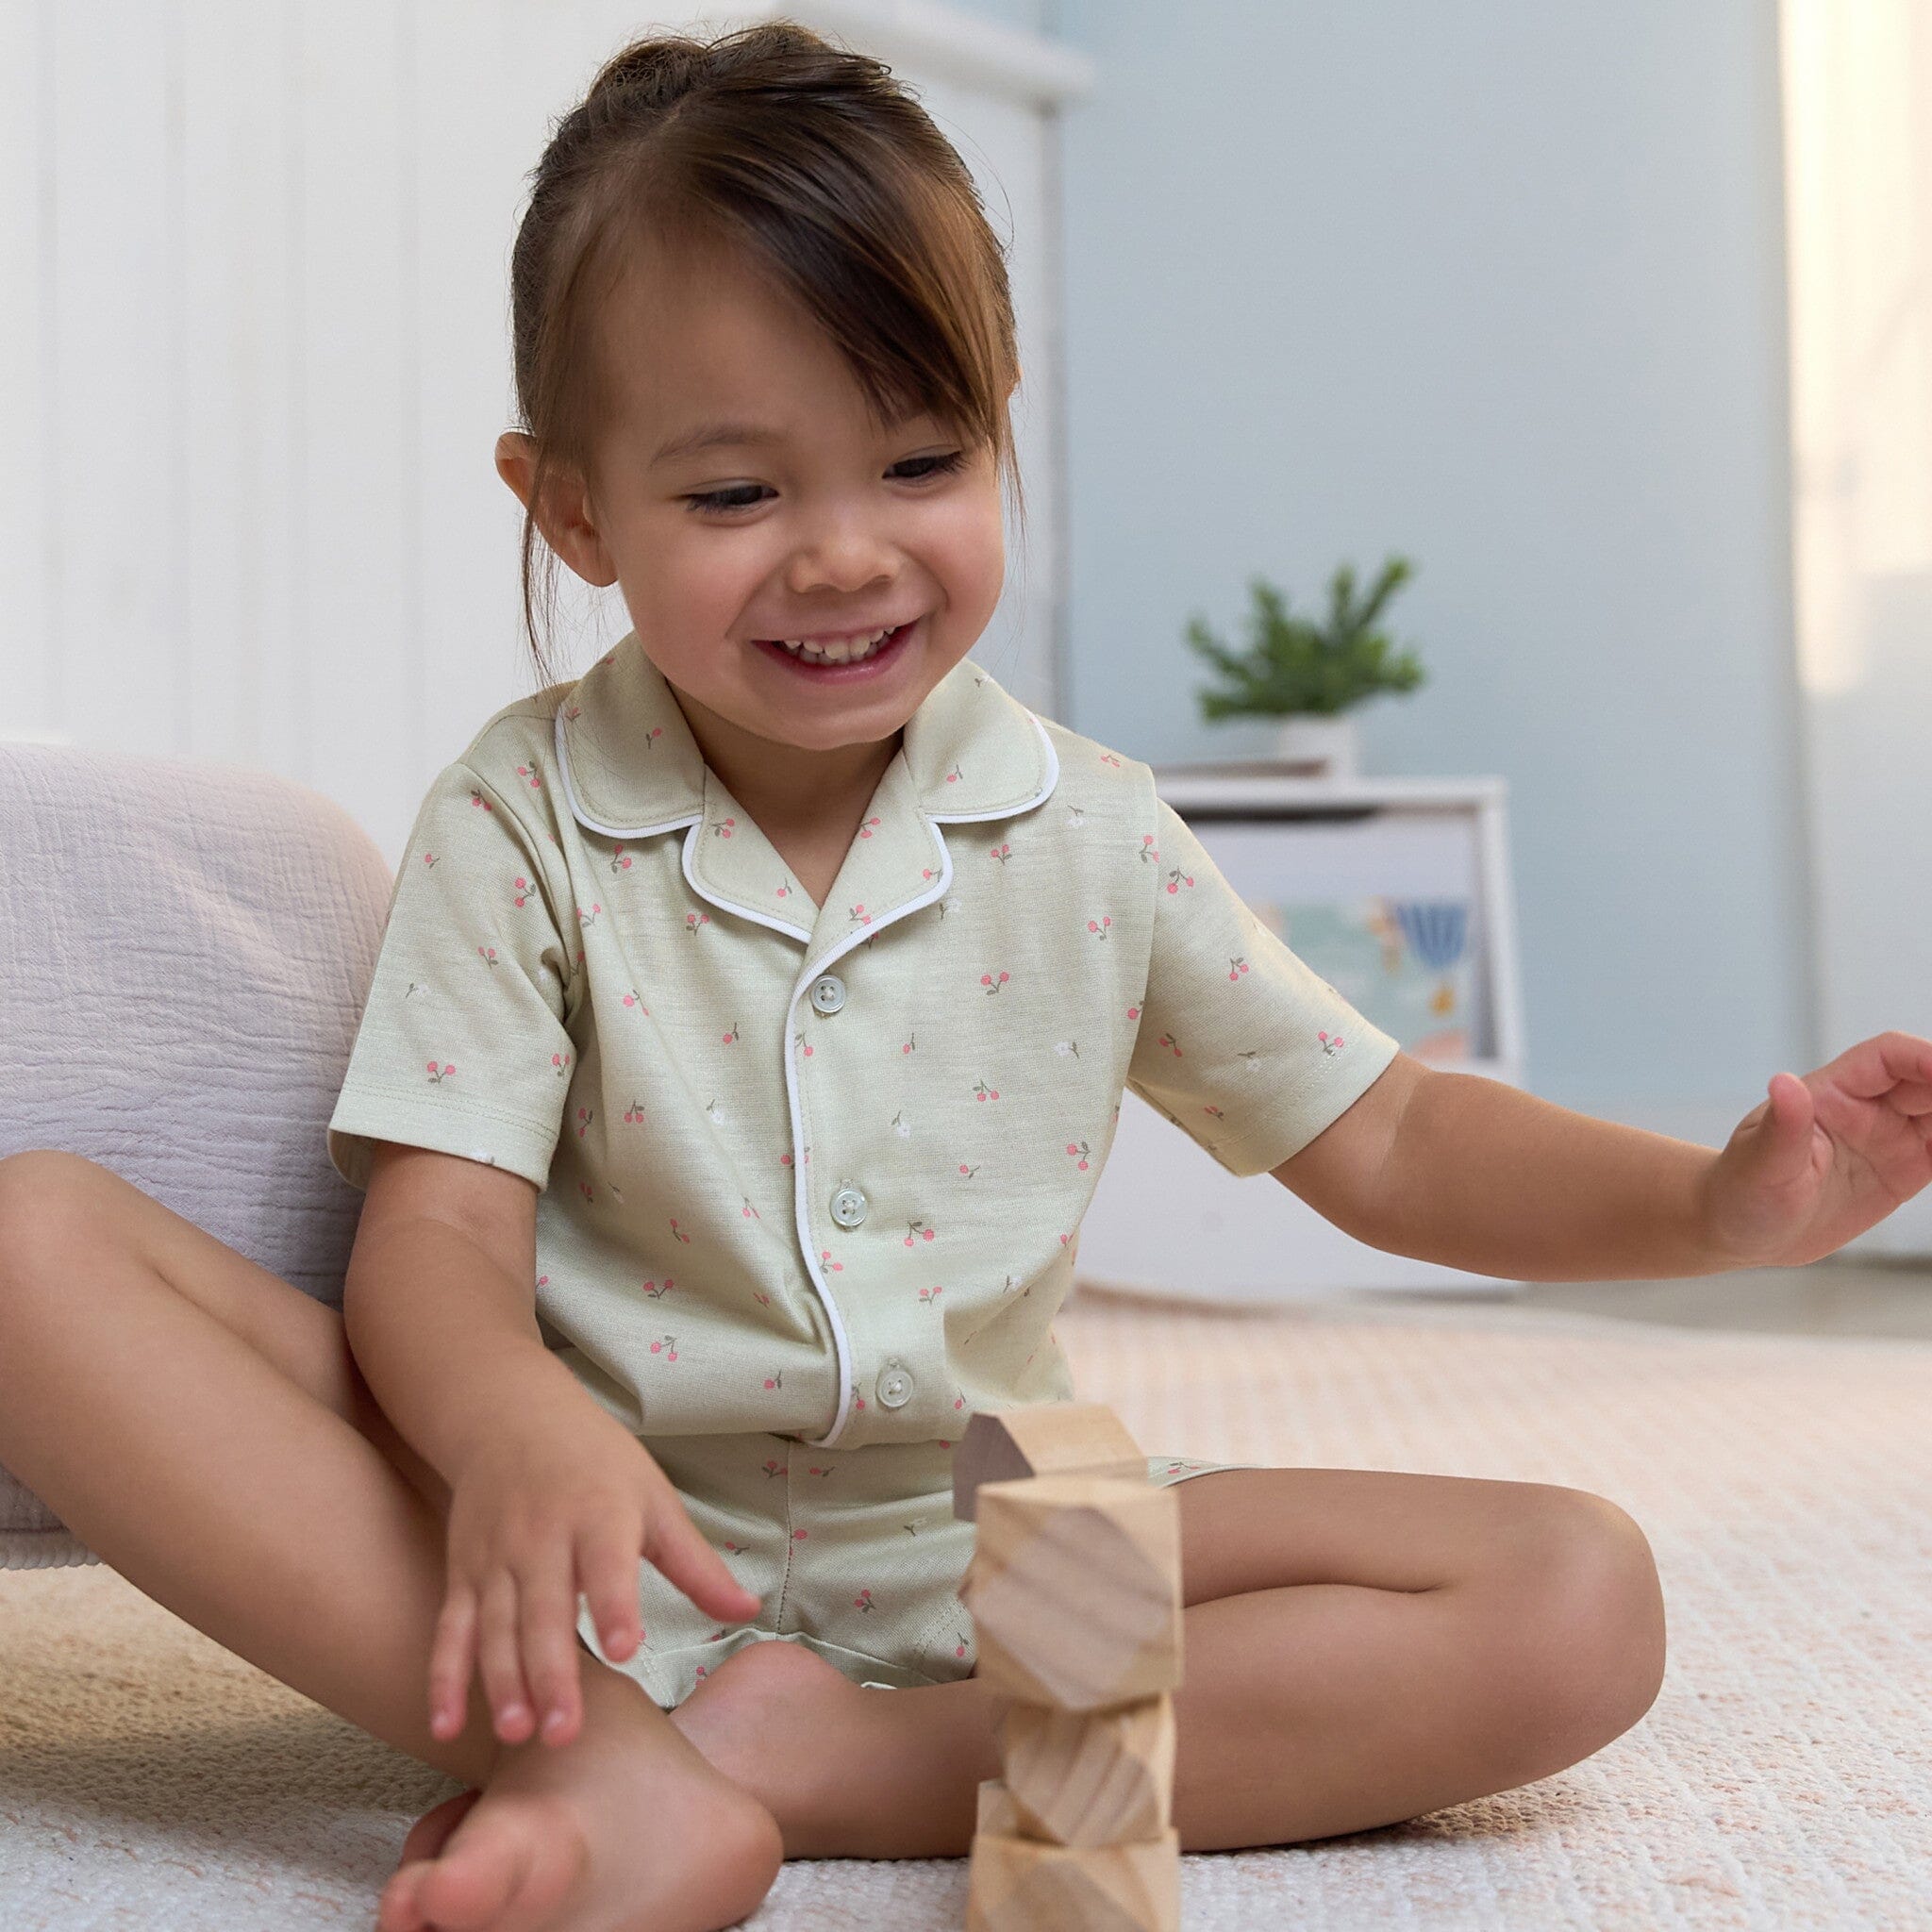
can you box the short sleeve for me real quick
[326,759,577,1192]
[1126,797,1401,1177]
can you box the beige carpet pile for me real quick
[2,1289,1926,1929]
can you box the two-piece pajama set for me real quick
[326,631,1399,1708]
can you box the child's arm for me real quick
[1277,1032,1932,1281]
[342,1141,605,1485]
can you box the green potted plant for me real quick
[1183,556,1425,776]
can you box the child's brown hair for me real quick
[507,17,1026,688]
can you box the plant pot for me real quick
[1270,712,1359,778]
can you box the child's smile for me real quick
[750,614,923,681]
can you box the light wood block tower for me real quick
[952,1405,1182,1932]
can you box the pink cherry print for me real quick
[720,817,735,837]
[425,1061,455,1083]
[423,852,438,867]
[513,877,530,906]
[723,1022,740,1044]
[1099,751,1122,768]
[651,1341,661,1353]
[902,1033,916,1055]
[646,724,661,743]
[821,1248,843,1274]
[468,788,492,811]
[1126,1004,1141,1021]
[855,1395,865,1408]
[921,867,935,880]
[670,1218,691,1243]
[945,763,961,783]
[775,881,790,897]
[578,1180,593,1203]
[855,1589,874,1612]
[954,1395,964,1409]
[858,815,882,839]
[780,1152,793,1166]
[791,1527,808,1542]
[552,1052,572,1074]
[515,764,541,790]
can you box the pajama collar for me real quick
[552,628,1060,958]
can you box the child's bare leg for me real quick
[672,1467,1666,1858]
[0,1152,781,1930]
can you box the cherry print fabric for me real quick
[325,630,1396,1705]
[1127,795,1400,1176]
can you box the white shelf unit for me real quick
[1076,768,1531,1307]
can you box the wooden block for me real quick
[976,1776,1032,1839]
[1001,1693,1176,1846]
[966,1821,1181,1932]
[954,1405,1149,1523]
[961,1475,1181,1709]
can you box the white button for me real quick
[876,1357,913,1407]
[810,974,846,1014]
[830,1185,868,1228]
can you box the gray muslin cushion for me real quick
[0,741,391,1567]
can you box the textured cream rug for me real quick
[3,1289,1927,1929]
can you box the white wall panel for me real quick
[1,0,1086,871]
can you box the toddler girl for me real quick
[9,19,1926,1932]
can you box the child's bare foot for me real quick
[379,1659,781,1932]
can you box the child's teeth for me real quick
[778,624,895,663]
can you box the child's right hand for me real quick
[426,1403,762,1750]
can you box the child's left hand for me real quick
[1700,1031,1932,1267]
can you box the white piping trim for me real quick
[924,714,1060,824]
[787,812,957,1447]
[552,705,702,843]
[679,822,815,942]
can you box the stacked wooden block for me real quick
[952,1404,1182,1932]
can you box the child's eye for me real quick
[891,449,968,483]
[682,450,968,517]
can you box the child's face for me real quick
[505,235,1008,759]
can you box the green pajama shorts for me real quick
[573,1431,1262,1709]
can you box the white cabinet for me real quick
[1078,770,1531,1307]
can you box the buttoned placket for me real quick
[552,643,1061,1452]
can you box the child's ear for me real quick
[494,432,618,588]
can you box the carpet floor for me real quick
[2,1288,1926,1928]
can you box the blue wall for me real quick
[1034,0,1810,1125]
